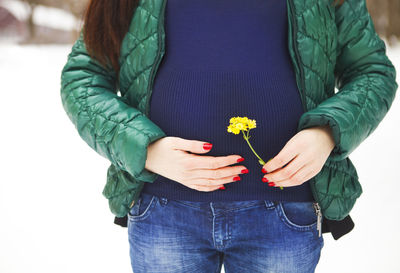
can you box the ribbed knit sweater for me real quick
[141,0,314,202]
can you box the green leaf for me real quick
[258,159,266,165]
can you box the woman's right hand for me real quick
[144,136,248,191]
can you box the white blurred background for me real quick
[0,0,399,272]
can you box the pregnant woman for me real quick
[60,0,398,272]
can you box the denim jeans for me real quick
[127,192,324,273]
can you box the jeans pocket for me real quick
[274,201,318,232]
[128,193,157,222]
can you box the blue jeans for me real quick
[128,192,324,273]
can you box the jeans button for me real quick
[159,197,168,206]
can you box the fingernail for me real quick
[241,168,249,174]
[219,186,226,190]
[262,177,269,183]
[233,176,241,181]
[268,182,275,187]
[203,143,212,150]
[261,168,268,173]
[237,157,245,163]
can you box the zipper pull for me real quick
[129,199,136,208]
[313,202,322,237]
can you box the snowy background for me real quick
[1,1,400,273]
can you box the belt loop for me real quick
[264,200,275,210]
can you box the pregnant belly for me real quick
[148,67,305,164]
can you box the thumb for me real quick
[172,137,213,154]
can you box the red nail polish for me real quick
[268,182,275,187]
[262,168,268,173]
[203,143,212,150]
[262,177,269,183]
[219,186,226,190]
[237,157,245,163]
[241,169,249,174]
[233,176,241,181]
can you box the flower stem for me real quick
[241,130,283,190]
[242,130,265,165]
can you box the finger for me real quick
[191,174,242,187]
[184,165,248,180]
[171,137,215,154]
[263,139,300,173]
[183,154,244,171]
[263,154,305,183]
[189,183,226,192]
[272,163,312,188]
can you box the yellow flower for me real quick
[248,119,256,129]
[226,116,257,134]
[227,125,240,135]
[227,116,283,190]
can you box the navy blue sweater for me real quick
[141,0,314,202]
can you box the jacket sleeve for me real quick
[297,0,398,161]
[60,31,167,182]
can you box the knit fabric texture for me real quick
[142,0,314,202]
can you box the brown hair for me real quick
[82,0,139,74]
[82,0,345,74]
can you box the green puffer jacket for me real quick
[60,0,397,223]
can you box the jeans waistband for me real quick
[142,192,275,210]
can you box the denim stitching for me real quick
[275,202,317,232]
[127,195,157,222]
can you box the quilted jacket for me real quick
[60,0,397,227]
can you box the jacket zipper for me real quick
[288,0,323,237]
[287,0,307,113]
[144,0,167,117]
[130,1,166,209]
[313,202,323,237]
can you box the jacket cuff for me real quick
[134,131,166,182]
[297,112,347,161]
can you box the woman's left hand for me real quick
[262,125,336,187]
